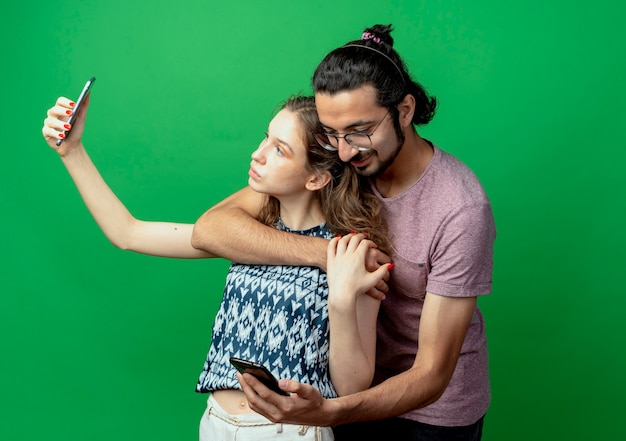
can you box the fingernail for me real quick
[58,133,65,138]
[69,101,76,107]
[350,231,356,234]
[66,110,72,115]
[335,234,342,238]
[64,124,71,129]
[388,263,395,270]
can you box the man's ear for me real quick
[397,93,416,128]
[305,170,332,191]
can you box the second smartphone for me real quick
[229,357,289,396]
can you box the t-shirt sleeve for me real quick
[426,202,496,297]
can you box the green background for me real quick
[2,1,624,439]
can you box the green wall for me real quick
[2,1,624,439]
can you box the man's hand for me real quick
[237,372,335,426]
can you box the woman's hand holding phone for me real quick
[42,77,95,155]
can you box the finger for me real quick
[47,103,74,121]
[41,123,65,143]
[56,96,76,109]
[339,232,365,254]
[236,371,255,397]
[280,378,314,397]
[344,233,367,252]
[355,237,375,254]
[242,373,286,404]
[365,286,386,301]
[374,278,389,293]
[43,115,71,133]
[358,262,391,294]
[365,248,391,272]
[237,373,282,419]
[327,236,340,262]
[374,248,392,265]
[333,235,349,254]
[374,262,393,280]
[328,236,340,251]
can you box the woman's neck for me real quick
[277,194,325,230]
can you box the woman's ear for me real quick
[397,93,416,128]
[305,170,332,191]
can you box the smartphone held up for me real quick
[56,76,96,146]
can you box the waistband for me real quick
[207,393,315,435]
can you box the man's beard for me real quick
[354,138,404,178]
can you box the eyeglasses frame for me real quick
[314,110,391,152]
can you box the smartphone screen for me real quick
[229,357,289,396]
[56,76,96,146]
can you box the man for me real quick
[192,24,496,440]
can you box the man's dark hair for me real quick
[313,24,436,126]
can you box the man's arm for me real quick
[191,186,328,267]
[238,293,476,426]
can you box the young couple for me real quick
[42,24,495,441]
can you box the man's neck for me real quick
[374,132,434,198]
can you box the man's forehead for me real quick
[315,88,383,128]
[315,86,377,108]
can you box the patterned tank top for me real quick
[196,220,337,398]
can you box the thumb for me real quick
[374,262,393,280]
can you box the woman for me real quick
[42,93,392,440]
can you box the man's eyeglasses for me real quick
[314,111,390,152]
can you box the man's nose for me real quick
[337,139,360,163]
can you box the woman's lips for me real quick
[248,166,260,180]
